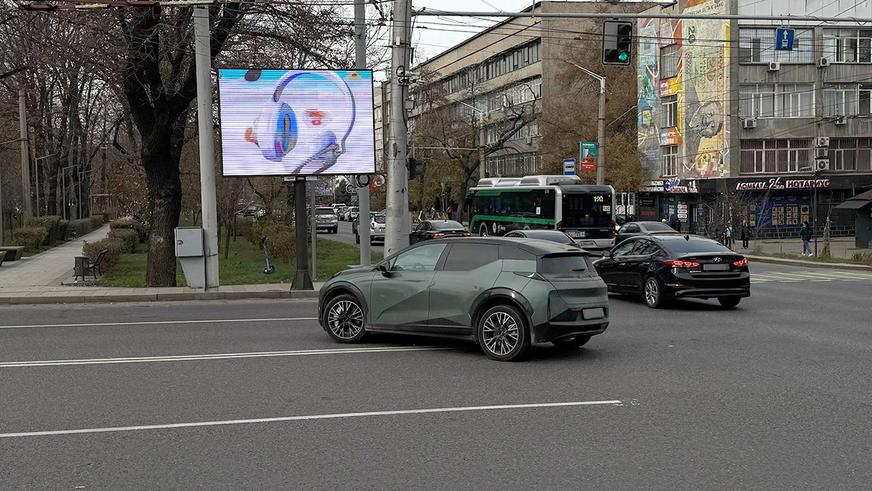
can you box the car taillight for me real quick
[663,259,700,268]
[733,258,748,267]
[611,222,617,238]
[432,233,446,238]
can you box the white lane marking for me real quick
[0,317,318,330]
[0,346,448,368]
[0,400,625,439]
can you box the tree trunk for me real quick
[141,112,187,287]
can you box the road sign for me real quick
[373,174,386,188]
[563,159,576,176]
[775,28,795,51]
[580,160,597,172]
[346,184,355,193]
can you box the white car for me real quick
[315,207,338,234]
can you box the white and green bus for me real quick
[468,175,616,249]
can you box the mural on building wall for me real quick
[658,17,683,154]
[637,17,660,176]
[682,0,730,178]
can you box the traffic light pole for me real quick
[385,0,412,257]
[565,61,606,185]
[354,0,371,265]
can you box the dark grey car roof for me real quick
[438,237,582,255]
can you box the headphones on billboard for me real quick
[244,70,357,173]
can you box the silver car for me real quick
[315,207,338,234]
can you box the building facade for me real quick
[409,1,642,178]
[637,0,872,238]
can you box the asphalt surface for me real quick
[1,262,871,489]
[321,221,385,255]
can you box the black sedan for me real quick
[409,220,470,244]
[615,221,680,245]
[594,235,750,309]
[504,229,580,247]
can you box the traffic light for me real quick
[602,21,633,66]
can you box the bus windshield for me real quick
[562,193,613,227]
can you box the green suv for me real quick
[317,238,609,361]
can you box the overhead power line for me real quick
[413,9,872,25]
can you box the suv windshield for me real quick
[315,207,334,215]
[373,215,386,224]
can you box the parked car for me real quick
[345,206,360,222]
[409,220,469,244]
[615,221,680,245]
[504,229,580,247]
[314,206,338,234]
[355,213,386,245]
[593,235,750,309]
[318,238,610,361]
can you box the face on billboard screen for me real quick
[218,69,376,176]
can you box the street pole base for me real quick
[291,268,314,291]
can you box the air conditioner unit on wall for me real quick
[815,158,830,171]
[815,147,828,159]
[835,116,847,125]
[817,57,830,68]
[768,61,781,72]
[743,119,757,129]
[815,136,830,147]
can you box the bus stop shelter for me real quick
[834,190,872,249]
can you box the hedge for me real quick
[107,228,139,253]
[110,217,147,242]
[24,215,63,244]
[83,238,125,273]
[13,226,49,251]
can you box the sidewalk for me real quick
[746,237,861,260]
[0,225,110,288]
[0,282,323,305]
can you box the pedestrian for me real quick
[740,221,750,249]
[668,214,681,232]
[724,222,733,249]
[800,221,813,256]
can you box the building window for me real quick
[739,27,814,64]
[661,44,679,78]
[823,84,872,117]
[661,95,677,128]
[661,145,678,177]
[739,84,813,119]
[828,138,872,171]
[740,139,812,174]
[823,29,872,63]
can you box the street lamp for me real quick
[564,60,606,185]
[457,100,488,180]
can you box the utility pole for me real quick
[355,0,371,265]
[565,61,606,185]
[385,0,412,256]
[18,88,32,219]
[479,125,487,179]
[194,6,220,289]
[311,181,317,280]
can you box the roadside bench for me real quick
[0,246,24,261]
[74,250,108,281]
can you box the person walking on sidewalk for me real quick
[800,221,813,256]
[724,222,734,249]
[740,221,750,249]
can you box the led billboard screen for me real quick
[218,69,376,176]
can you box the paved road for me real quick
[320,221,385,255]
[1,262,871,489]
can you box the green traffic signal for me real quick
[618,51,629,62]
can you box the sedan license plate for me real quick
[567,231,586,238]
[703,263,730,271]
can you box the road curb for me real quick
[746,254,872,271]
[0,289,319,305]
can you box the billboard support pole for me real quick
[385,0,412,256]
[292,177,313,290]
[194,6,219,289]
[355,0,371,265]
[310,181,317,280]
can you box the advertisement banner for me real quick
[218,69,376,176]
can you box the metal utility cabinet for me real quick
[175,227,206,288]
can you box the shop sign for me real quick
[664,178,699,194]
[735,177,831,191]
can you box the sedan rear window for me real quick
[315,207,334,214]
[432,220,465,231]
[538,253,589,277]
[661,238,732,254]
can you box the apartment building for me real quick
[637,0,872,237]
